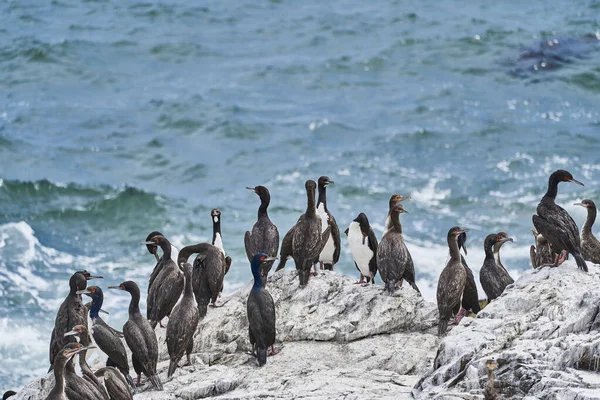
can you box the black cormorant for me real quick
[247,253,278,366]
[108,281,162,391]
[456,232,480,315]
[345,212,378,284]
[532,169,587,271]
[437,226,469,337]
[94,367,133,400]
[245,185,279,283]
[480,233,514,302]
[167,262,200,377]
[145,231,179,295]
[574,199,600,264]
[45,343,91,400]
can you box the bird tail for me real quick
[323,263,333,271]
[256,347,267,367]
[168,359,179,378]
[125,373,136,390]
[438,318,449,337]
[150,320,158,330]
[298,269,311,287]
[274,257,288,272]
[408,280,422,296]
[574,252,588,272]
[385,279,397,295]
[149,374,163,391]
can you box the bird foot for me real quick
[159,320,167,328]
[268,346,280,356]
[456,308,468,323]
[355,275,366,284]
[210,302,223,309]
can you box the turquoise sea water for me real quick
[1,0,600,389]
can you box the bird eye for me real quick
[260,256,266,261]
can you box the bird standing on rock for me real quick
[574,199,600,264]
[108,281,162,390]
[532,169,587,271]
[480,233,514,302]
[345,212,378,284]
[245,185,280,283]
[437,226,469,337]
[530,227,555,269]
[247,253,278,367]
[377,202,420,295]
[314,176,341,273]
[456,231,480,315]
[210,209,232,284]
[45,343,93,400]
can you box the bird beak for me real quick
[246,186,257,192]
[573,202,585,207]
[64,329,79,337]
[100,309,109,315]
[458,229,470,234]
[397,195,411,203]
[108,286,124,290]
[76,289,91,295]
[141,241,155,245]
[264,256,278,262]
[569,178,584,186]
[499,237,514,244]
[87,275,103,280]
[326,180,335,186]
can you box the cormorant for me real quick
[455,231,480,315]
[45,343,91,400]
[291,180,331,286]
[167,262,199,377]
[530,227,554,269]
[64,325,109,400]
[143,234,184,329]
[493,232,514,275]
[3,391,16,400]
[245,185,279,283]
[210,209,232,292]
[314,176,340,272]
[247,253,278,366]
[145,231,179,294]
[94,367,133,400]
[383,194,411,235]
[377,203,420,295]
[77,286,135,388]
[49,270,102,371]
[480,233,514,302]
[345,212,378,284]
[574,199,600,264]
[532,169,587,271]
[437,226,469,337]
[108,281,162,391]
[177,243,224,317]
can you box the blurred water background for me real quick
[1,0,600,389]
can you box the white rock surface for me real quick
[16,262,600,400]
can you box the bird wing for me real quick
[367,228,378,277]
[123,320,151,374]
[148,259,164,294]
[244,230,253,263]
[275,226,295,271]
[167,299,200,360]
[534,202,581,252]
[330,214,341,264]
[92,319,129,372]
[461,261,480,313]
[247,289,276,349]
[437,262,466,319]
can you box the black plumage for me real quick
[345,212,378,284]
[532,169,588,271]
[274,226,294,272]
[94,367,133,400]
[480,233,514,302]
[437,226,468,337]
[245,185,280,282]
[167,262,200,377]
[493,232,514,275]
[247,253,277,366]
[377,203,420,295]
[574,199,600,264]
[530,227,555,269]
[108,281,162,391]
[456,232,480,315]
[78,286,134,388]
[210,209,232,292]
[314,176,341,272]
[45,343,89,400]
[291,180,331,286]
[144,234,184,329]
[178,243,225,317]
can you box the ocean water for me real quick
[1,0,600,389]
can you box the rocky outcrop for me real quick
[15,270,435,400]
[415,260,600,399]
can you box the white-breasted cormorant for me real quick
[532,169,588,271]
[45,343,91,400]
[143,234,184,329]
[78,286,135,388]
[94,367,133,400]
[108,281,162,391]
[49,270,102,371]
[167,261,200,377]
[530,227,555,269]
[178,242,225,317]
[574,199,600,264]
[437,226,469,337]
[345,212,378,284]
[291,180,331,286]
[210,209,232,293]
[377,203,420,295]
[314,176,341,272]
[480,233,514,302]
[245,185,279,283]
[247,253,278,366]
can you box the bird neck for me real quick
[258,192,270,217]
[183,265,194,297]
[389,210,403,233]
[305,186,317,217]
[487,368,495,395]
[53,360,67,393]
[212,218,222,244]
[484,242,495,260]
[251,262,264,290]
[544,175,560,200]
[78,349,89,369]
[158,238,172,260]
[493,248,503,269]
[177,243,211,266]
[128,289,141,317]
[317,185,327,210]
[583,206,597,235]
[448,236,461,261]
[89,298,102,320]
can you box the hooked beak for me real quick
[246,186,257,192]
[263,256,278,262]
[108,286,124,291]
[573,202,586,208]
[569,178,584,186]
[100,309,109,315]
[141,241,155,245]
[499,237,514,244]
[458,229,470,234]
[64,330,79,337]
[395,195,411,203]
[76,289,91,295]
[87,275,103,280]
[325,180,335,186]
